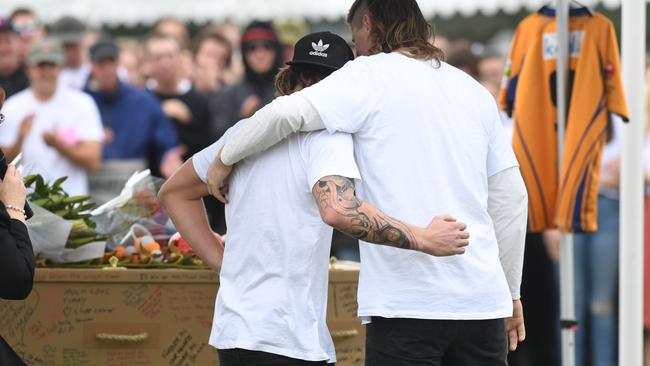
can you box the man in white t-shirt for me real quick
[204,1,528,365]
[160,31,470,365]
[0,38,103,195]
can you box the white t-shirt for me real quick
[0,87,104,195]
[599,114,625,198]
[58,63,91,90]
[193,128,360,363]
[299,52,519,320]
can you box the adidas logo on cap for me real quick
[309,39,329,58]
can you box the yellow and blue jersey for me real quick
[498,6,628,233]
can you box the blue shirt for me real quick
[85,82,179,160]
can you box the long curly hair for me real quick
[347,0,444,64]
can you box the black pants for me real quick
[218,348,330,366]
[365,317,508,366]
[508,233,560,366]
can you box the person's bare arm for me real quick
[312,175,469,256]
[43,135,102,172]
[158,159,224,272]
[3,114,35,162]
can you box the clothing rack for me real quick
[555,2,576,366]
[619,0,645,365]
[555,1,646,365]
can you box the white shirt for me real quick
[298,52,519,320]
[58,63,91,90]
[193,128,360,363]
[0,87,104,195]
[599,114,625,198]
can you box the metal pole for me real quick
[619,0,646,365]
[556,1,576,366]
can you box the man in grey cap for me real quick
[50,16,89,90]
[0,37,104,195]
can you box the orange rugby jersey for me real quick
[498,6,628,233]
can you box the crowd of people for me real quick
[0,9,303,234]
[0,7,505,245]
[2,4,644,366]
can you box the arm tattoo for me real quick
[313,176,417,250]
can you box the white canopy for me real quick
[2,0,630,26]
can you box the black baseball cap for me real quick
[90,39,119,63]
[287,31,354,71]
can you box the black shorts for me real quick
[365,317,508,366]
[218,348,331,366]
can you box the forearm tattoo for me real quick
[313,176,417,250]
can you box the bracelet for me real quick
[5,205,26,216]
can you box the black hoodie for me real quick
[209,21,283,140]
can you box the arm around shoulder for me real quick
[220,94,325,166]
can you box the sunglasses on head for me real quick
[244,41,274,53]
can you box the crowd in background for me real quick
[2,6,648,366]
[0,7,507,254]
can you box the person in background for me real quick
[209,21,283,141]
[0,86,34,366]
[84,38,183,203]
[432,34,451,56]
[9,8,45,66]
[49,16,90,90]
[0,18,29,98]
[145,33,222,231]
[152,16,190,51]
[150,17,193,81]
[507,229,560,366]
[213,21,244,85]
[568,114,625,366]
[273,18,309,63]
[145,33,212,163]
[479,51,506,100]
[446,44,480,79]
[192,29,232,95]
[488,48,559,366]
[118,39,146,88]
[204,21,283,235]
[0,38,103,195]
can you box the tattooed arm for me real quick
[312,175,470,256]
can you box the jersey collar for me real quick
[538,5,593,17]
